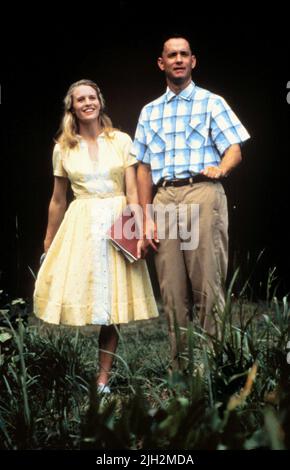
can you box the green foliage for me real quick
[0,270,289,449]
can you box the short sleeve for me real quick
[118,132,137,168]
[210,96,250,156]
[131,108,150,163]
[52,144,68,177]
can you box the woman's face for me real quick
[71,85,101,123]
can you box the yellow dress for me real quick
[33,131,159,326]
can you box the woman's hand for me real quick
[43,176,68,254]
[137,239,146,259]
[136,220,159,259]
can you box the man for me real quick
[131,35,250,369]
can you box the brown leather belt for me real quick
[156,175,213,188]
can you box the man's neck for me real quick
[166,77,192,95]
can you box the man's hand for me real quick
[200,166,226,179]
[141,219,159,256]
[201,144,242,179]
[145,218,159,250]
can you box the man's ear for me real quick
[157,57,165,71]
[191,55,197,70]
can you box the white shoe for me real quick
[97,383,111,394]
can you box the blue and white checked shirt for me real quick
[131,81,250,185]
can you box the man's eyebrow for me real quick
[167,49,190,54]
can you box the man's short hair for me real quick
[159,32,195,56]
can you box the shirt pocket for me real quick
[146,126,166,169]
[185,117,208,149]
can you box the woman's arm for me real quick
[124,164,139,206]
[136,162,159,252]
[43,176,68,252]
[124,165,145,259]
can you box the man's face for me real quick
[158,38,196,86]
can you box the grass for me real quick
[0,274,290,450]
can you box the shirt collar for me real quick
[165,81,195,102]
[77,131,105,146]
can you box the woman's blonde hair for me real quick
[57,79,115,150]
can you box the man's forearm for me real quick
[219,143,242,176]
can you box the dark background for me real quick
[1,3,289,301]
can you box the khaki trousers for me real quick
[153,181,228,369]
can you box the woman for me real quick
[33,79,159,393]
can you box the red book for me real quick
[107,212,141,263]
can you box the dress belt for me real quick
[156,175,213,188]
[75,192,125,199]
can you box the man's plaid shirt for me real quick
[131,81,250,184]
